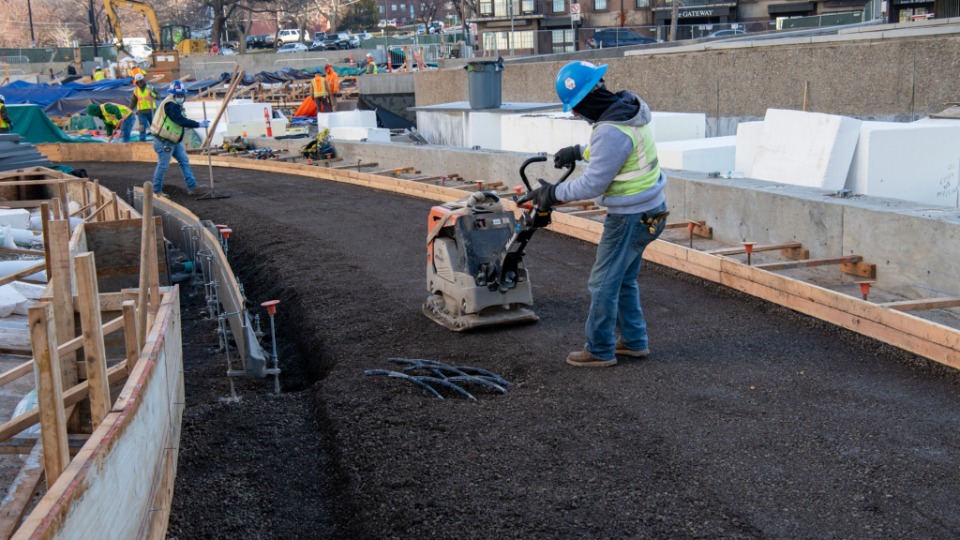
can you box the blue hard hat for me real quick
[555,61,608,113]
[168,80,186,95]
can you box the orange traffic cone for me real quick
[263,107,273,137]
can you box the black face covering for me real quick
[572,82,621,123]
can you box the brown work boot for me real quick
[615,341,650,358]
[566,350,617,368]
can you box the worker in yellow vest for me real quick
[93,67,105,81]
[0,95,12,134]
[128,73,159,142]
[149,80,209,197]
[312,68,331,113]
[130,66,146,79]
[520,61,668,368]
[365,53,378,74]
[86,102,134,142]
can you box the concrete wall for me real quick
[415,30,960,123]
[180,49,378,78]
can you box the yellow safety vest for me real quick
[583,123,660,198]
[312,75,328,97]
[133,85,156,111]
[150,97,184,143]
[0,105,8,129]
[366,61,378,74]
[100,104,131,126]
[93,70,105,81]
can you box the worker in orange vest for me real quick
[210,42,220,55]
[312,68,331,113]
[324,64,340,109]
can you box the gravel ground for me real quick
[81,161,960,540]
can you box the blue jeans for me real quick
[152,138,198,194]
[136,110,154,142]
[117,118,133,143]
[584,202,668,360]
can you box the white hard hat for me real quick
[0,94,5,103]
[366,53,373,58]
[134,73,145,81]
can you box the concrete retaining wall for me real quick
[415,29,960,123]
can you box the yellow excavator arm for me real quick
[102,0,163,49]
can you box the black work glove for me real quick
[553,145,582,169]
[531,180,559,211]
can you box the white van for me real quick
[277,29,302,44]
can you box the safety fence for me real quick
[0,46,118,65]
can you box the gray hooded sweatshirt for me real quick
[554,91,667,215]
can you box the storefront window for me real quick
[594,0,607,9]
[551,29,574,52]
[482,30,535,50]
[553,0,566,12]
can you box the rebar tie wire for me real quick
[364,358,513,400]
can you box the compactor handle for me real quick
[519,155,547,191]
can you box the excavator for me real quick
[103,0,209,80]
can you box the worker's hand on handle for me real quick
[198,120,211,129]
[517,179,559,211]
[553,145,581,169]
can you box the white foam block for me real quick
[845,121,960,207]
[330,127,391,143]
[656,136,736,173]
[734,121,764,175]
[224,118,288,138]
[0,209,30,230]
[651,112,706,142]
[467,112,503,150]
[500,113,592,154]
[751,109,862,190]
[226,103,272,124]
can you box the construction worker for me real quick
[149,80,210,197]
[365,53,378,75]
[522,61,668,368]
[130,66,146,79]
[129,73,159,142]
[0,95,12,134]
[210,42,220,55]
[93,66,105,81]
[86,102,134,142]
[311,68,331,113]
[324,63,340,108]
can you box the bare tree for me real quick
[416,0,444,25]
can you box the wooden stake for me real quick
[137,185,153,349]
[201,69,245,149]
[28,302,69,488]
[122,300,140,373]
[148,216,161,320]
[57,183,68,219]
[110,192,119,221]
[93,179,101,222]
[48,219,78,391]
[40,202,52,278]
[74,252,111,429]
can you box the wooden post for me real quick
[47,220,77,390]
[74,253,111,429]
[148,216,160,318]
[122,300,140,373]
[80,180,89,220]
[137,185,153,349]
[40,202,52,278]
[56,183,68,219]
[93,179,101,221]
[110,192,119,221]
[28,302,69,489]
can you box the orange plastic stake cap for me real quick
[261,300,280,315]
[220,228,233,240]
[686,221,696,233]
[513,186,523,196]
[855,280,875,297]
[742,242,757,254]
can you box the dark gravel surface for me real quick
[80,161,960,540]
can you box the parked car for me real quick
[347,34,360,48]
[706,29,746,37]
[245,34,267,49]
[277,29,302,44]
[220,43,237,55]
[314,31,327,42]
[324,32,353,49]
[309,40,327,51]
[586,29,657,49]
[427,22,444,34]
[277,42,309,53]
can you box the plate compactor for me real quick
[423,156,574,331]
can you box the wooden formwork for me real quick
[0,169,183,539]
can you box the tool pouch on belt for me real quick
[641,210,670,235]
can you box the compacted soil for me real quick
[80,161,960,539]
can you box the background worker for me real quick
[93,66,105,81]
[324,64,340,108]
[129,73,159,142]
[86,102,134,142]
[365,53,378,74]
[523,61,668,368]
[312,68,331,113]
[0,95,12,134]
[210,42,220,55]
[149,80,209,197]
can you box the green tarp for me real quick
[7,104,99,144]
